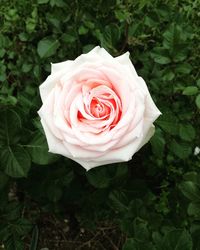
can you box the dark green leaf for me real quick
[100,24,120,49]
[28,132,59,165]
[161,229,193,250]
[0,146,31,178]
[150,130,165,158]
[86,168,111,188]
[0,109,21,146]
[170,140,192,159]
[109,190,128,213]
[187,202,200,218]
[156,113,179,135]
[179,124,196,141]
[179,181,200,202]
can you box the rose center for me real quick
[90,98,110,118]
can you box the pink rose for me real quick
[38,46,161,170]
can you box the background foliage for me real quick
[0,0,200,249]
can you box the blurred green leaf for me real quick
[182,86,198,96]
[161,229,192,250]
[37,38,60,58]
[195,94,200,109]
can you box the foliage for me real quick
[0,0,200,249]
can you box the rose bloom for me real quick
[38,46,161,170]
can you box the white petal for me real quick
[51,60,73,74]
[40,118,71,158]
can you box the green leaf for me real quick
[163,24,184,49]
[170,140,192,159]
[187,202,200,218]
[28,132,59,165]
[150,130,165,158]
[182,86,198,96]
[123,238,155,250]
[179,124,196,141]
[197,79,200,88]
[156,113,179,135]
[37,38,60,58]
[151,48,171,64]
[100,24,120,49]
[152,54,171,64]
[0,146,31,178]
[38,0,49,3]
[163,71,175,81]
[0,109,21,146]
[179,181,200,202]
[161,229,193,250]
[122,238,136,250]
[86,167,111,188]
[109,190,129,213]
[195,94,200,109]
[176,63,192,74]
[133,218,149,241]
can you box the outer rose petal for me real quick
[40,118,71,158]
[38,46,161,170]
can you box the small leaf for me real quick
[195,94,200,109]
[156,113,179,135]
[170,140,192,159]
[100,24,120,50]
[188,202,200,218]
[151,48,171,64]
[176,63,192,74]
[179,124,196,141]
[152,54,171,64]
[109,190,129,213]
[37,38,60,58]
[179,181,200,202]
[182,86,198,96]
